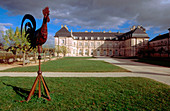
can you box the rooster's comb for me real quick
[43,7,50,15]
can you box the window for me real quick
[85,49,88,55]
[97,37,100,40]
[73,49,76,54]
[85,37,88,40]
[97,42,100,46]
[110,37,114,40]
[74,37,78,39]
[61,39,64,44]
[74,42,76,47]
[79,42,82,46]
[109,43,112,47]
[79,37,82,40]
[79,49,82,55]
[91,42,94,46]
[91,49,93,55]
[91,37,94,40]
[85,42,88,46]
[115,43,118,47]
[139,41,142,46]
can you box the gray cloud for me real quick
[0,0,170,31]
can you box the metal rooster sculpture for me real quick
[20,7,51,102]
[21,7,50,50]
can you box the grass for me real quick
[135,58,170,67]
[1,57,129,72]
[0,77,169,110]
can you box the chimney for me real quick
[159,34,161,36]
[85,31,88,32]
[91,31,93,33]
[117,31,120,34]
[132,25,136,30]
[64,25,68,30]
[103,31,105,33]
[61,25,63,28]
[109,31,111,33]
[137,25,141,28]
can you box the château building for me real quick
[54,25,149,57]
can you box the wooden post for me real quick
[25,46,51,102]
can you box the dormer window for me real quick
[85,37,88,40]
[111,37,114,40]
[104,37,106,40]
[74,37,78,39]
[79,37,82,40]
[97,37,100,40]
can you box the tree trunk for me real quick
[34,52,37,63]
[23,52,25,66]
[49,52,51,61]
[44,52,46,62]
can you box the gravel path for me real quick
[0,57,169,85]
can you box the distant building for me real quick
[149,29,170,57]
[54,25,149,57]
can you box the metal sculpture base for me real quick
[25,46,51,102]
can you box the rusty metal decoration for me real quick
[21,7,51,102]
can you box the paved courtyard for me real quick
[0,57,169,85]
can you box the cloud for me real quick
[0,23,13,31]
[0,0,170,31]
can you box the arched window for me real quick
[79,49,82,55]
[85,49,88,55]
[91,49,93,55]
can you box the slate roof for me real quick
[54,27,71,37]
[72,32,123,37]
[54,26,149,40]
[150,33,169,42]
[72,32,123,40]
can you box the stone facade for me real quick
[54,25,149,57]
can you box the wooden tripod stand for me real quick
[26,46,51,102]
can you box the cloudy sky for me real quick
[0,0,170,47]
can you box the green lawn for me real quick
[0,77,169,110]
[1,57,129,72]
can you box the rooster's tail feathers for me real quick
[21,14,36,37]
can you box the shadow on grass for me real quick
[2,82,50,101]
[3,82,37,100]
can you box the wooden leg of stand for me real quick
[26,76,39,102]
[42,76,50,92]
[38,76,41,98]
[40,75,51,101]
